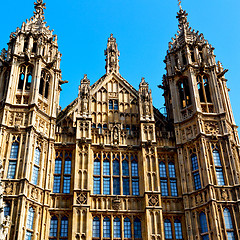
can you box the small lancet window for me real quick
[114,100,119,110]
[32,42,37,53]
[109,100,113,110]
[182,50,187,65]
[197,75,212,103]
[18,64,33,91]
[39,70,51,99]
[178,78,191,108]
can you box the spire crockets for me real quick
[105,34,120,75]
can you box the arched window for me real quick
[39,70,51,99]
[103,124,107,129]
[27,207,34,230]
[32,148,40,185]
[7,138,20,179]
[169,162,177,197]
[53,157,62,193]
[98,124,102,134]
[114,217,121,238]
[131,160,138,177]
[60,216,68,237]
[134,218,142,238]
[191,154,201,190]
[122,160,129,176]
[124,218,132,238]
[92,123,96,128]
[223,209,235,240]
[94,158,100,175]
[4,203,11,217]
[126,124,131,135]
[63,154,72,194]
[174,220,183,239]
[114,100,119,110]
[103,217,111,238]
[50,216,58,237]
[213,148,225,185]
[93,217,100,238]
[164,219,173,239]
[103,157,110,175]
[159,162,167,177]
[18,64,33,90]
[109,100,113,110]
[197,75,212,104]
[93,154,101,194]
[199,212,209,239]
[131,157,139,196]
[113,155,120,195]
[178,78,191,108]
[103,154,110,195]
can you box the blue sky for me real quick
[0,0,239,126]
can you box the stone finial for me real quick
[104,34,120,75]
[178,0,182,10]
[34,0,46,20]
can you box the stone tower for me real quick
[0,0,65,239]
[162,5,240,240]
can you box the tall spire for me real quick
[34,0,46,21]
[105,34,120,75]
[178,0,182,10]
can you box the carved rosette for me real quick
[112,197,121,210]
[148,194,159,206]
[76,192,87,205]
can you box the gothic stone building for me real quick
[0,1,240,240]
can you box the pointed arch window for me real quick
[109,100,113,110]
[174,220,183,239]
[212,146,225,185]
[197,75,212,104]
[18,64,33,90]
[103,154,110,195]
[191,153,202,190]
[93,217,100,238]
[50,216,58,237]
[97,124,102,134]
[164,219,173,239]
[178,78,191,108]
[114,100,119,110]
[4,202,11,217]
[60,216,68,238]
[134,218,142,238]
[7,137,20,179]
[124,217,132,238]
[39,70,51,99]
[32,148,40,185]
[131,155,139,196]
[199,212,209,240]
[114,217,121,238]
[103,217,111,238]
[223,208,235,240]
[113,154,120,195]
[27,207,34,230]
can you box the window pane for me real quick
[103,217,111,238]
[113,160,120,175]
[131,161,138,177]
[53,176,61,193]
[7,161,17,179]
[64,158,71,174]
[113,177,120,195]
[123,178,130,195]
[10,142,19,159]
[109,100,113,110]
[60,217,68,237]
[103,177,110,195]
[54,158,62,174]
[50,217,58,237]
[132,179,139,196]
[31,166,39,185]
[124,218,132,238]
[160,179,168,196]
[93,217,100,238]
[27,208,34,230]
[170,180,178,196]
[202,235,210,240]
[34,148,40,165]
[134,218,142,238]
[224,209,233,229]
[122,160,129,176]
[164,219,173,239]
[174,220,183,239]
[159,162,167,177]
[216,168,225,185]
[193,172,201,190]
[94,160,100,175]
[93,177,100,194]
[25,231,32,240]
[168,162,176,178]
[4,203,10,217]
[63,176,71,193]
[191,154,199,171]
[227,232,235,240]
[114,217,121,238]
[213,150,221,166]
[103,160,110,175]
[199,212,208,234]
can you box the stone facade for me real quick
[0,1,239,240]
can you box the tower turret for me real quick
[104,34,120,75]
